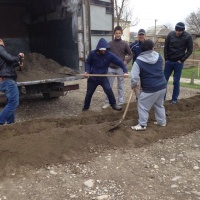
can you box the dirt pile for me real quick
[0,94,200,177]
[16,53,76,82]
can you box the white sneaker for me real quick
[131,124,146,131]
[102,103,110,109]
[153,121,166,127]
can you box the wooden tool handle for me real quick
[76,74,127,77]
[122,90,134,120]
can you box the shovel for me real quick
[108,90,134,132]
[76,74,126,77]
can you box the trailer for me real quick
[0,0,114,100]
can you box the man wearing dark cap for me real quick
[164,22,193,104]
[129,29,146,99]
[129,29,146,64]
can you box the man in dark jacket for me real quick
[82,38,128,111]
[129,29,146,99]
[129,29,146,64]
[0,38,24,125]
[164,22,193,104]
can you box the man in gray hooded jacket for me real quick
[130,39,167,131]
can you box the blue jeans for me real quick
[0,79,19,125]
[164,61,184,101]
[83,77,116,109]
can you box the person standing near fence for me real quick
[164,22,193,104]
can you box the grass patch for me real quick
[181,66,200,80]
[194,50,200,55]
[168,81,200,89]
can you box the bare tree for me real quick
[113,0,139,30]
[185,8,200,34]
[163,23,173,30]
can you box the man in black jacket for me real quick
[164,22,193,104]
[0,38,24,125]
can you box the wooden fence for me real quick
[185,59,200,78]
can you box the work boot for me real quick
[112,104,122,111]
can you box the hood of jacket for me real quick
[137,50,159,64]
[95,38,110,50]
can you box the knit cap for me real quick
[175,22,185,31]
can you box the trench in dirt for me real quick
[0,95,200,177]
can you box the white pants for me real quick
[105,67,124,105]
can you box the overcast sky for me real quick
[129,0,199,32]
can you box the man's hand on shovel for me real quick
[83,72,89,78]
[123,73,129,78]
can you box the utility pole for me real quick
[155,19,157,43]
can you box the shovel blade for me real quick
[108,90,133,134]
[108,119,123,132]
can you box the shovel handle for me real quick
[122,90,134,120]
[76,74,127,77]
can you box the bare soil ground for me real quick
[0,77,200,199]
[0,53,200,199]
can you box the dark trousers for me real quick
[164,61,184,101]
[83,77,116,109]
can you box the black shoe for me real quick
[112,104,122,111]
[82,108,88,111]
